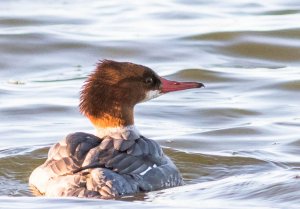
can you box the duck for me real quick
[29,60,204,198]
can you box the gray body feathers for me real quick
[29,132,183,198]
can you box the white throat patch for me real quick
[141,90,161,102]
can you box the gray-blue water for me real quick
[1,0,300,208]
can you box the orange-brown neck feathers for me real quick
[87,109,134,128]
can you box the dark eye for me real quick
[145,77,153,85]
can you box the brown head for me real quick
[80,60,204,129]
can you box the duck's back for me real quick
[29,132,183,198]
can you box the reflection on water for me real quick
[0,0,300,208]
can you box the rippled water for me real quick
[1,0,300,208]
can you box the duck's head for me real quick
[80,60,204,130]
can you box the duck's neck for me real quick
[95,125,140,140]
[88,105,134,127]
[87,105,140,140]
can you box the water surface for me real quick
[1,0,300,208]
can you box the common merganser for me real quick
[29,60,204,198]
